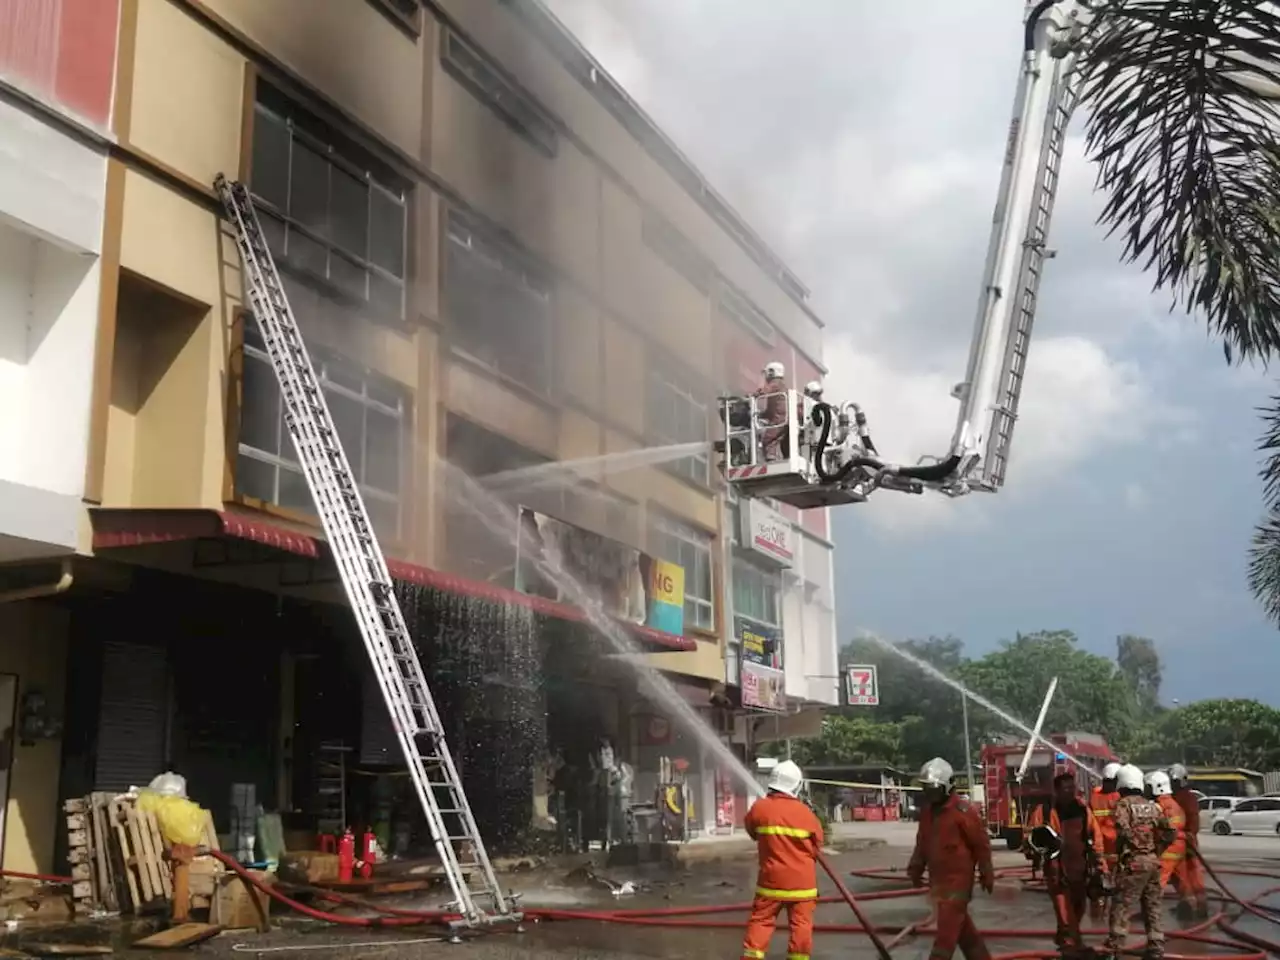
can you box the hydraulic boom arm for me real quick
[946,0,1089,494]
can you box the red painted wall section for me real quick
[0,0,120,128]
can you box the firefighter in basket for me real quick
[1087,763,1122,920]
[908,757,995,960]
[740,760,823,960]
[1101,764,1174,960]
[1168,764,1208,919]
[1023,772,1110,958]
[753,361,789,461]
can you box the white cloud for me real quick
[1124,483,1149,510]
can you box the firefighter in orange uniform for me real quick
[1088,762,1122,919]
[741,760,823,960]
[1024,772,1108,956]
[1145,772,1187,897]
[1167,765,1208,918]
[908,757,995,960]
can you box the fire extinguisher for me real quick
[358,828,377,879]
[338,828,355,883]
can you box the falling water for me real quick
[858,631,1099,777]
[441,459,765,801]
[481,441,710,492]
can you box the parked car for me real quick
[1210,796,1280,836]
[1199,795,1243,829]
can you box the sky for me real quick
[543,0,1279,705]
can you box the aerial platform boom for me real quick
[719,0,1089,510]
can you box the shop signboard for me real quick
[515,506,685,637]
[741,660,786,713]
[739,499,794,567]
[846,664,880,706]
[736,616,781,670]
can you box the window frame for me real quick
[650,515,715,633]
[646,363,711,487]
[443,209,554,393]
[731,557,781,630]
[643,215,711,293]
[367,0,422,36]
[232,317,409,542]
[249,88,410,325]
[440,27,559,158]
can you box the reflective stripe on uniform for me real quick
[755,825,814,839]
[1161,851,1184,861]
[786,954,811,960]
[756,886,819,900]
[1092,809,1112,817]
[742,951,766,959]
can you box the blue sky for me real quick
[546,0,1279,705]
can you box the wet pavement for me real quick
[9,828,1279,959]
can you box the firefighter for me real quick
[907,757,995,960]
[1102,764,1174,960]
[1145,772,1187,899]
[1023,772,1107,957]
[1088,762,1122,919]
[1168,763,1208,919]
[740,759,822,960]
[753,361,789,459]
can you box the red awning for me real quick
[89,508,695,652]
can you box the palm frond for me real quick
[1081,0,1280,362]
[1248,511,1280,625]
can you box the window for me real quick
[643,216,711,293]
[732,559,780,627]
[651,517,714,632]
[441,28,558,157]
[717,284,776,345]
[647,364,710,485]
[235,319,406,541]
[250,82,409,323]
[445,211,553,393]
[368,0,421,35]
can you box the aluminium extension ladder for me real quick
[214,174,518,932]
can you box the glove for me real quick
[907,868,924,889]
[980,872,995,895]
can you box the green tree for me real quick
[788,716,905,768]
[1151,699,1280,769]
[1115,634,1163,712]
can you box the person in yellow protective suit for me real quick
[908,757,995,960]
[1168,764,1209,919]
[740,760,823,960]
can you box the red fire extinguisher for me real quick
[359,829,376,879]
[337,828,355,883]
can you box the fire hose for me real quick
[8,851,1277,958]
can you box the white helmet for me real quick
[1169,763,1188,783]
[804,380,823,398]
[1102,762,1122,781]
[1116,764,1144,792]
[763,361,785,381]
[918,757,954,788]
[1146,771,1172,797]
[767,760,804,797]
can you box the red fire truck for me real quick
[980,732,1118,849]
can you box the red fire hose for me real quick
[10,851,1276,959]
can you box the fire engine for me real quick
[717,0,1090,510]
[981,732,1118,849]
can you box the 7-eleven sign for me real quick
[845,664,879,706]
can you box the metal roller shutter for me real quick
[359,667,400,766]
[94,642,168,793]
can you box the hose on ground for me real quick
[203,849,1280,959]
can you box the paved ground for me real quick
[11,824,1279,959]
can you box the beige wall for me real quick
[0,600,69,875]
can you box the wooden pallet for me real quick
[63,793,122,914]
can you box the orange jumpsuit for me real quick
[1026,800,1106,951]
[741,793,824,960]
[1155,794,1186,889]
[1088,786,1119,919]
[753,379,789,458]
[909,795,994,960]
[1172,788,1206,910]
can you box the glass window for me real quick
[235,320,406,542]
[651,517,714,632]
[732,559,780,628]
[647,365,710,485]
[445,212,552,393]
[441,28,558,157]
[250,84,408,323]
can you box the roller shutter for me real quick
[93,642,168,793]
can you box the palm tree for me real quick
[1067,2,1280,619]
